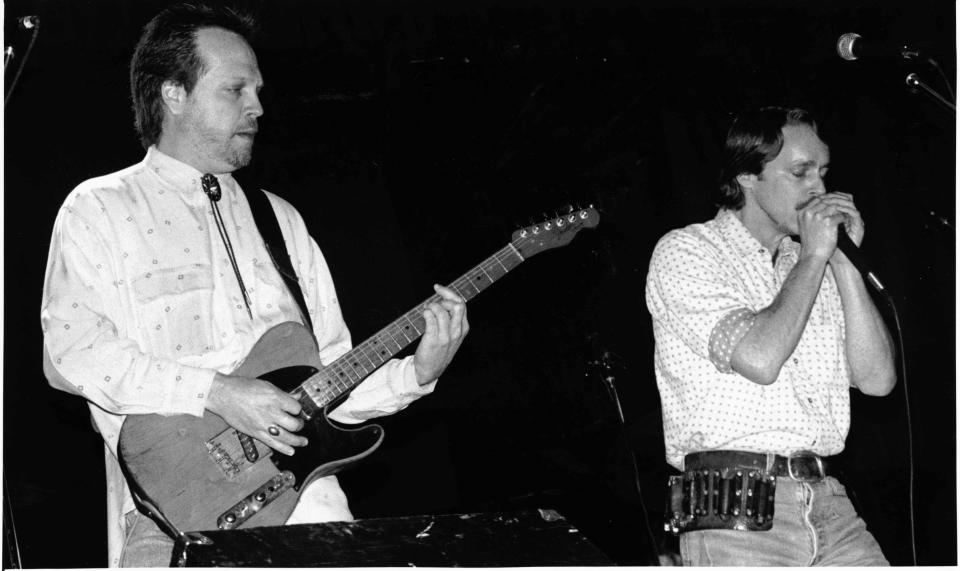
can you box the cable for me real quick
[4,21,40,106]
[923,57,955,101]
[3,473,22,568]
[880,293,915,565]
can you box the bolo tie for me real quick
[201,173,253,320]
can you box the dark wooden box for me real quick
[172,509,613,567]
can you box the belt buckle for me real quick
[787,451,824,482]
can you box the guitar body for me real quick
[118,322,384,532]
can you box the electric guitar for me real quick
[118,207,599,533]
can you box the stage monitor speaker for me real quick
[172,508,613,567]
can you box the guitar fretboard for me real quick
[296,242,525,409]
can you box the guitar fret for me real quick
[348,354,372,376]
[480,266,498,284]
[481,261,504,282]
[402,314,423,337]
[309,373,342,406]
[462,278,481,296]
[365,335,393,363]
[332,362,361,386]
[309,384,332,406]
[381,328,407,352]
[506,243,524,263]
[394,323,413,343]
[358,344,381,370]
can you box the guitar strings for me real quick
[304,241,526,405]
[298,210,593,405]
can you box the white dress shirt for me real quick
[41,147,436,566]
[645,209,851,470]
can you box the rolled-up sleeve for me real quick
[708,307,757,373]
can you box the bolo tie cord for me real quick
[201,173,254,320]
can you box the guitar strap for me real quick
[245,188,315,335]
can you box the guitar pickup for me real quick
[237,431,260,463]
[217,471,296,530]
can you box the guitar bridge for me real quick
[217,471,296,530]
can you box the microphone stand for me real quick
[5,18,41,107]
[586,340,662,565]
[905,72,956,115]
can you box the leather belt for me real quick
[685,450,831,482]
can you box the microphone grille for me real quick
[836,32,861,61]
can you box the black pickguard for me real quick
[259,365,385,490]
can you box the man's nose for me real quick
[247,94,264,118]
[810,174,826,195]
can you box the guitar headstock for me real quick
[511,206,600,258]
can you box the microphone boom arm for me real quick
[905,73,956,115]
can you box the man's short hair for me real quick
[130,3,258,149]
[717,106,818,209]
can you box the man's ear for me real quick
[161,80,187,116]
[736,173,757,191]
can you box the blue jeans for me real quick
[119,511,175,567]
[680,476,888,566]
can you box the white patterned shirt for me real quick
[645,209,850,470]
[41,147,435,566]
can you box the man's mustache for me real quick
[795,196,817,211]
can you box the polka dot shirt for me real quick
[645,209,850,470]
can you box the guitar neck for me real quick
[299,242,526,407]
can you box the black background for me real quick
[4,0,955,567]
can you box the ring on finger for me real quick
[267,425,280,436]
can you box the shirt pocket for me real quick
[130,265,215,356]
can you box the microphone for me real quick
[17,15,40,30]
[836,225,886,294]
[836,32,919,62]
